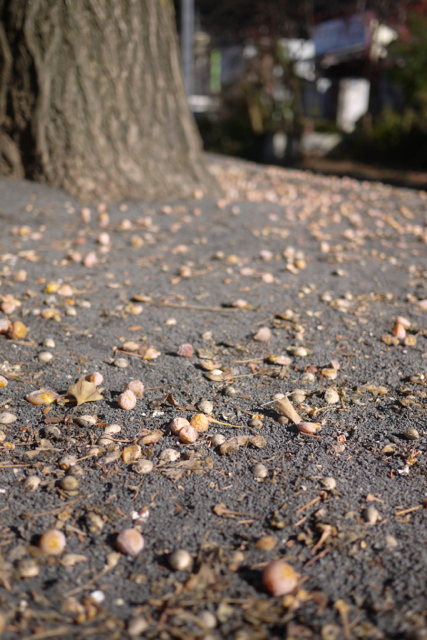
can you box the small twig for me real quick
[231,405,256,417]
[64,565,112,597]
[395,504,424,516]
[28,494,88,519]
[131,479,144,501]
[114,349,147,359]
[152,302,242,312]
[19,624,74,639]
[208,416,243,429]
[295,496,321,515]
[334,600,351,639]
[252,316,274,326]
[74,453,102,463]
[0,463,33,468]
[305,548,329,568]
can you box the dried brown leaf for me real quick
[66,380,103,407]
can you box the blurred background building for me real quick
[175,0,427,175]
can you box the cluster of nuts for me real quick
[383,316,416,347]
[170,413,210,444]
[0,318,27,340]
[118,380,145,410]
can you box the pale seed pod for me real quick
[298,422,321,435]
[24,476,41,492]
[128,616,149,637]
[85,372,104,386]
[253,463,268,478]
[58,454,77,470]
[198,399,213,414]
[98,232,110,245]
[19,558,39,578]
[1,299,15,314]
[57,284,74,297]
[224,386,236,397]
[261,272,274,283]
[125,380,144,399]
[7,320,27,340]
[0,376,7,388]
[263,561,299,596]
[26,389,58,405]
[169,549,192,572]
[301,372,316,383]
[81,206,91,222]
[105,424,121,435]
[118,390,136,411]
[170,417,190,435]
[321,477,337,490]
[291,389,306,404]
[391,323,406,339]
[211,434,226,446]
[253,327,271,342]
[260,250,273,261]
[41,308,61,321]
[114,358,129,369]
[75,414,97,428]
[0,412,16,424]
[139,429,162,445]
[404,427,419,440]
[179,424,198,443]
[83,252,97,267]
[121,341,140,352]
[177,343,194,357]
[287,346,308,357]
[324,388,340,404]
[232,299,248,308]
[159,448,180,462]
[200,360,219,371]
[38,351,53,363]
[122,445,142,464]
[39,529,66,556]
[365,505,380,525]
[140,347,160,360]
[190,414,209,432]
[396,316,411,329]
[271,355,292,366]
[179,266,192,278]
[133,459,153,475]
[249,434,267,448]
[116,529,144,556]
[86,512,104,533]
[330,359,340,370]
[60,476,79,491]
[322,368,337,380]
[403,335,417,347]
[13,269,27,282]
[0,318,10,333]
[45,282,59,293]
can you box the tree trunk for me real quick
[0,0,220,201]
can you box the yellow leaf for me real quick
[66,379,103,406]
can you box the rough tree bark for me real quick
[0,0,220,201]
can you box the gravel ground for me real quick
[0,155,426,640]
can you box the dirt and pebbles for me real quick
[0,155,426,640]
